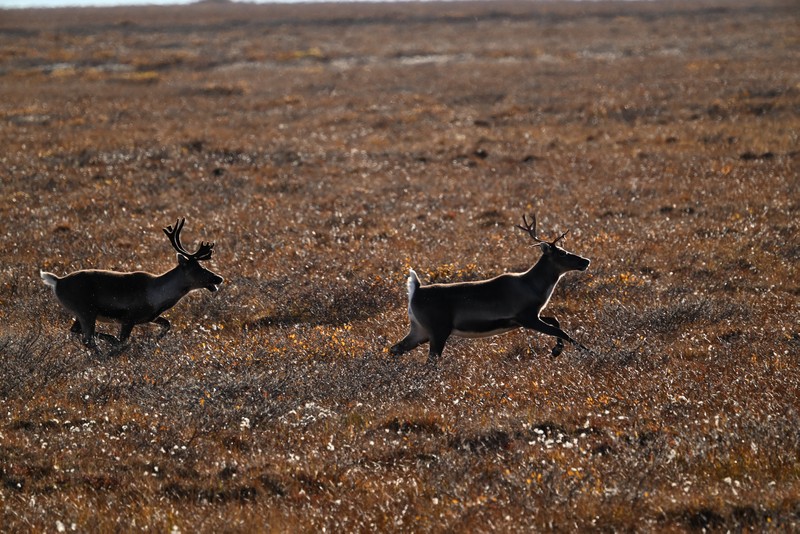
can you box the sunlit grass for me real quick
[1,0,798,531]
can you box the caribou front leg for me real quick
[517,315,577,357]
[540,316,565,356]
[153,317,171,339]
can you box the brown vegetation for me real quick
[1,0,798,530]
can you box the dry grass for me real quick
[1,0,799,531]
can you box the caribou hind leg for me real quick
[390,322,428,356]
[79,317,97,348]
[71,314,101,350]
[70,315,120,349]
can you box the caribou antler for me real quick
[515,214,569,246]
[515,214,545,243]
[164,218,215,261]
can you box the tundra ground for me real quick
[1,1,798,530]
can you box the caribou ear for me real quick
[177,253,190,265]
[539,242,551,253]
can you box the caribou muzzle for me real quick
[206,274,224,292]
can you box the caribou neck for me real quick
[148,265,192,311]
[521,254,565,289]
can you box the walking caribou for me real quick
[390,214,590,363]
[41,218,223,349]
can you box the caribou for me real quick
[390,214,590,363]
[41,218,223,349]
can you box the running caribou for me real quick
[41,218,223,349]
[390,214,590,363]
